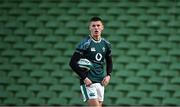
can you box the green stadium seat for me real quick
[28,8,45,16]
[174,91,180,98]
[11,56,29,64]
[137,70,156,78]
[64,50,74,57]
[116,28,134,35]
[69,97,85,106]
[160,70,178,78]
[48,97,68,105]
[2,49,20,57]
[139,98,160,105]
[28,84,47,92]
[53,56,69,64]
[41,63,59,71]
[44,36,61,43]
[106,91,123,100]
[148,35,167,43]
[60,77,78,85]
[30,70,48,78]
[68,8,84,16]
[20,63,38,71]
[150,91,170,99]
[106,21,120,29]
[51,70,63,79]
[57,14,75,22]
[138,84,157,92]
[6,84,26,92]
[158,42,174,50]
[54,42,69,50]
[116,70,135,78]
[115,84,135,92]
[127,91,147,99]
[34,42,51,50]
[65,36,82,43]
[60,91,78,99]
[136,28,154,36]
[148,76,166,85]
[87,8,105,15]
[39,77,58,85]
[18,77,36,85]
[37,91,56,99]
[171,77,180,84]
[43,49,59,57]
[24,36,43,43]
[48,7,66,15]
[32,56,50,64]
[0,64,17,71]
[147,20,163,28]
[0,91,12,99]
[49,84,68,93]
[75,28,89,36]
[16,91,35,99]
[39,2,56,9]
[117,42,135,49]
[127,49,146,57]
[54,28,68,36]
[127,8,145,15]
[25,20,43,28]
[4,98,23,105]
[169,35,180,42]
[5,21,23,29]
[13,42,31,50]
[163,98,180,105]
[157,28,172,35]
[137,56,155,64]
[169,49,180,56]
[26,97,45,105]
[35,28,52,36]
[147,63,166,71]
[107,7,122,15]
[126,63,144,71]
[46,20,61,28]
[137,42,156,49]
[168,20,179,28]
[138,14,156,22]
[125,77,145,85]
[161,84,179,92]
[4,36,22,43]
[116,56,135,64]
[170,63,180,70]
[8,70,26,78]
[115,98,136,105]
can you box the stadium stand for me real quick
[0,0,179,106]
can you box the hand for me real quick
[101,75,110,86]
[84,77,92,87]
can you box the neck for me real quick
[91,35,100,41]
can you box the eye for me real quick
[92,25,96,27]
[97,24,100,27]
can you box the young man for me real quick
[69,16,113,106]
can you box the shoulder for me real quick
[76,36,92,50]
[102,38,111,47]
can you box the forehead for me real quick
[90,21,103,26]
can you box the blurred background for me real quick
[0,0,179,106]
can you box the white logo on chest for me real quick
[91,47,96,51]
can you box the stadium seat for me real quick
[161,84,179,92]
[115,98,136,105]
[37,91,56,99]
[16,91,35,99]
[139,98,160,105]
[115,84,135,92]
[4,98,23,105]
[171,77,180,84]
[127,91,147,99]
[26,97,45,105]
[138,84,157,92]
[125,77,145,85]
[48,98,68,105]
[150,91,170,99]
[136,70,156,78]
[39,77,58,85]
[163,98,180,105]
[18,77,36,85]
